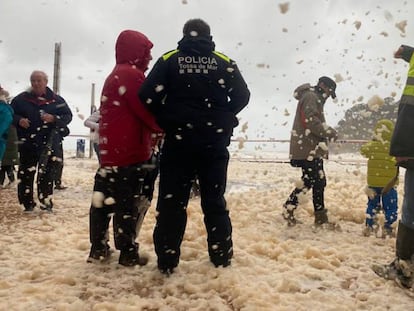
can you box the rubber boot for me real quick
[314,209,328,225]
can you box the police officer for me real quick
[139,18,250,274]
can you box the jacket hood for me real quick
[115,30,153,70]
[293,83,312,100]
[373,119,394,143]
[177,36,215,55]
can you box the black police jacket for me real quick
[139,35,250,148]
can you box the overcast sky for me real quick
[0,0,413,142]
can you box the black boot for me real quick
[119,247,149,267]
[373,221,414,288]
[314,209,329,225]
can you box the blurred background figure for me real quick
[84,107,101,163]
[0,123,19,189]
[0,84,13,167]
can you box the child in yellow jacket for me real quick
[360,119,398,237]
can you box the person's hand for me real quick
[394,46,404,59]
[396,156,410,163]
[19,118,31,129]
[41,112,55,123]
[327,127,338,142]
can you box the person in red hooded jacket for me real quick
[87,30,162,266]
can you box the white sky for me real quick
[1,153,413,310]
[0,0,413,142]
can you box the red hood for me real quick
[115,30,153,71]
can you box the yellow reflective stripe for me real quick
[408,55,414,77]
[162,50,179,61]
[403,84,414,96]
[402,55,414,96]
[213,51,231,63]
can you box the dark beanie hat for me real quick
[318,76,337,99]
[183,18,211,37]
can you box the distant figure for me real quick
[139,18,250,274]
[84,108,101,163]
[372,44,414,289]
[11,70,72,212]
[87,30,162,266]
[0,85,13,164]
[0,124,19,188]
[360,119,398,237]
[283,76,338,227]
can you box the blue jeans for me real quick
[401,168,414,229]
[365,187,398,229]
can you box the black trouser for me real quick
[153,142,233,269]
[0,165,15,185]
[17,150,54,208]
[285,158,327,212]
[89,164,147,252]
[141,151,160,202]
[51,142,64,187]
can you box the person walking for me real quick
[372,44,414,289]
[360,119,398,237]
[282,76,338,227]
[87,30,162,266]
[11,71,72,212]
[139,18,250,274]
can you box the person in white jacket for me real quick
[83,109,100,163]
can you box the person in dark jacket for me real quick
[139,18,250,274]
[11,70,72,212]
[282,77,338,227]
[372,45,414,289]
[87,30,162,267]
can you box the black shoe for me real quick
[23,203,35,212]
[159,267,174,276]
[372,258,413,288]
[372,259,399,280]
[87,245,112,263]
[314,209,329,226]
[39,202,53,212]
[23,206,35,212]
[55,185,67,190]
[212,260,231,268]
[157,256,178,275]
[119,250,148,267]
[210,246,233,268]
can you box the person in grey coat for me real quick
[283,76,338,227]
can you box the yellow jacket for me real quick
[360,119,398,187]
